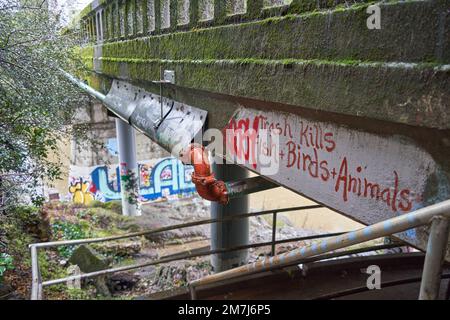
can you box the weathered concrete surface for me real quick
[78,1,450,129]
[95,59,449,129]
[225,107,450,252]
[97,2,449,63]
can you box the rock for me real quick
[66,265,81,290]
[69,245,109,273]
[152,259,212,292]
[108,273,139,292]
[68,245,111,297]
[0,283,13,300]
[93,240,142,257]
[94,276,111,297]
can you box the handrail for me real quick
[30,205,322,248]
[188,199,450,295]
[29,200,450,300]
[29,204,323,299]
[40,232,351,287]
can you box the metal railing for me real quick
[188,200,450,300]
[30,200,450,300]
[30,204,342,299]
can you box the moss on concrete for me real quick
[75,0,450,130]
[80,1,447,66]
[89,56,450,129]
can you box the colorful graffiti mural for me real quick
[69,157,196,203]
[69,179,95,205]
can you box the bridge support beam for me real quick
[419,216,450,300]
[211,164,249,272]
[115,118,141,216]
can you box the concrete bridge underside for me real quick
[75,0,450,260]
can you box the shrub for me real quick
[0,253,14,282]
[52,222,87,258]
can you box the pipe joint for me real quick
[183,144,230,205]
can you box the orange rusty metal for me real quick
[182,144,229,205]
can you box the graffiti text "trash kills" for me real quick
[228,114,415,214]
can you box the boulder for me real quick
[68,245,111,297]
[69,245,109,273]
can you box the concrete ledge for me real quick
[92,1,449,64]
[77,1,450,129]
[93,57,450,129]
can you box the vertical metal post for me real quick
[419,216,450,300]
[211,164,249,272]
[271,212,278,256]
[189,285,197,300]
[30,246,41,300]
[115,118,141,216]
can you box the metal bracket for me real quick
[163,70,175,84]
[152,69,176,127]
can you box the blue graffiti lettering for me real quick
[90,157,195,202]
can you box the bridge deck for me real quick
[74,0,450,256]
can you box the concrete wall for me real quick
[70,102,170,167]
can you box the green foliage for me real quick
[0,253,14,282]
[102,201,123,215]
[0,206,42,266]
[0,0,88,211]
[67,287,92,300]
[88,200,123,215]
[38,251,72,299]
[14,206,41,226]
[51,221,87,258]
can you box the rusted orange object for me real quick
[181,144,229,205]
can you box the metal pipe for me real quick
[182,144,278,204]
[62,71,279,204]
[419,216,450,300]
[271,212,277,256]
[60,70,106,102]
[226,176,278,200]
[190,199,450,289]
[30,246,41,300]
[190,243,406,297]
[40,240,401,289]
[181,144,228,204]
